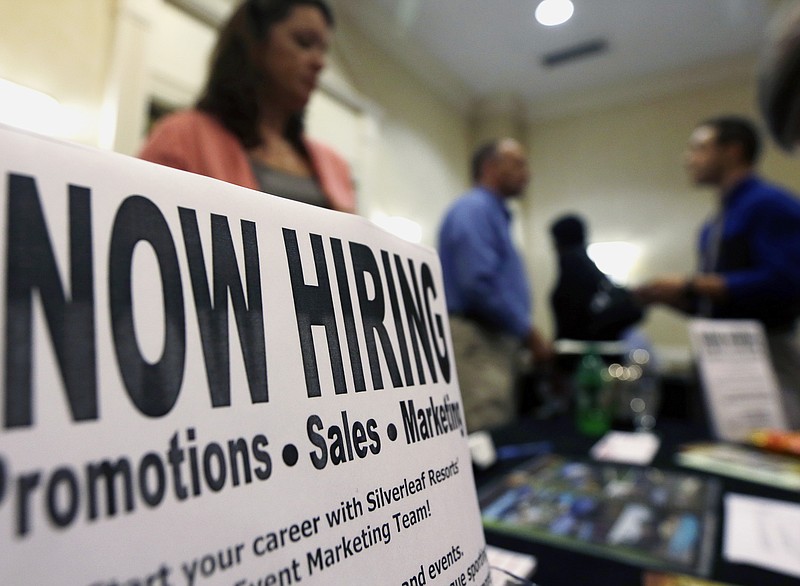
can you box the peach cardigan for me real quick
[139,109,356,213]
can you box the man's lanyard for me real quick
[698,211,725,317]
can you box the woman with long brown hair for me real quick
[140,0,355,212]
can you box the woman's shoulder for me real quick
[138,108,253,187]
[148,109,232,141]
[304,136,349,168]
[140,109,239,165]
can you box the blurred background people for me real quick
[438,138,552,432]
[139,0,355,212]
[637,115,800,428]
[549,213,644,343]
[547,213,647,423]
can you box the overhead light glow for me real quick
[371,213,423,243]
[0,78,65,136]
[535,0,574,27]
[587,241,641,285]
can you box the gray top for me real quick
[250,159,329,208]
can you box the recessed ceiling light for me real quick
[535,0,575,27]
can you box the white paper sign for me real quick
[0,125,490,585]
[590,431,660,465]
[689,318,788,442]
[724,493,800,578]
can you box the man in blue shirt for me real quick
[438,138,552,432]
[638,116,800,427]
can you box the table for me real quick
[475,415,799,586]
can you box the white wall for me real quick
[146,0,216,108]
[0,0,115,145]
[325,12,471,246]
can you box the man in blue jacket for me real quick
[638,116,800,427]
[438,138,552,432]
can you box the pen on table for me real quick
[495,441,553,461]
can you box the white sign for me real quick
[0,126,490,585]
[689,318,788,442]
[724,493,800,578]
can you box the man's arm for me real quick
[528,326,554,365]
[635,273,727,312]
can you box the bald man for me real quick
[438,138,551,432]
[638,115,800,428]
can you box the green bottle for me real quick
[574,348,611,436]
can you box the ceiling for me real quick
[175,0,778,116]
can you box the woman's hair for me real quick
[196,0,334,148]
